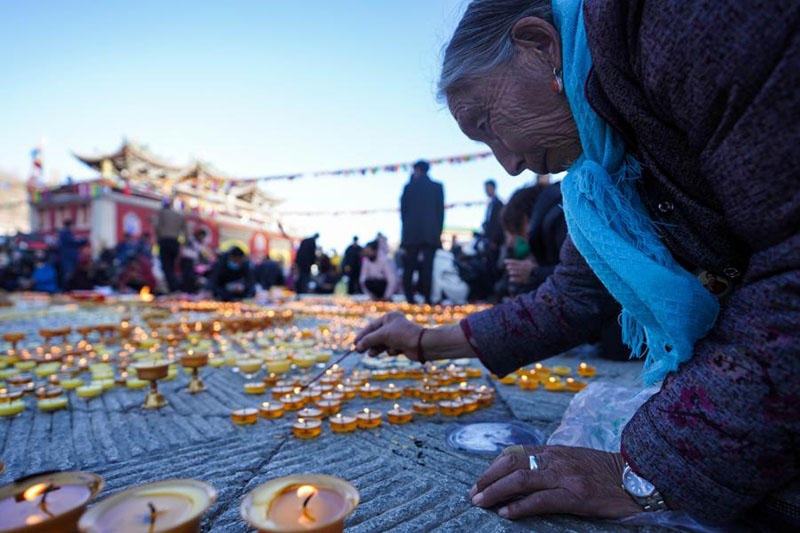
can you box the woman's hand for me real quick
[505,258,537,284]
[354,311,423,359]
[469,445,641,520]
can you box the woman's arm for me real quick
[463,237,618,376]
[355,237,618,370]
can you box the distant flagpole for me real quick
[27,145,43,190]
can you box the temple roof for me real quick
[73,140,280,208]
[73,140,183,179]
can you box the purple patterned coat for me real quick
[461,0,800,523]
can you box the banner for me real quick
[229,151,493,184]
[279,200,486,217]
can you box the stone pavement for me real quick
[0,337,652,532]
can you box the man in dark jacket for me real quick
[400,160,444,304]
[255,256,285,291]
[342,236,362,294]
[482,179,505,249]
[294,234,318,293]
[57,219,87,288]
[208,246,255,301]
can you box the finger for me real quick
[498,488,573,520]
[354,315,387,345]
[368,346,386,357]
[474,468,555,509]
[474,453,530,495]
[356,328,387,353]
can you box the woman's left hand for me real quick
[469,445,642,520]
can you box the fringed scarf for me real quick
[552,0,719,385]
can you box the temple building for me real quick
[28,140,297,264]
[0,173,30,235]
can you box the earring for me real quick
[552,67,563,93]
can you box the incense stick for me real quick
[297,350,354,391]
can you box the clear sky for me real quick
[0,0,541,251]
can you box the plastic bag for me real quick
[547,382,730,533]
[547,381,659,451]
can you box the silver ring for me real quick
[529,455,540,471]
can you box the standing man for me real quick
[400,160,444,304]
[482,179,505,249]
[154,198,187,293]
[342,236,362,294]
[294,233,318,294]
[57,219,87,289]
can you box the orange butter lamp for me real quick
[241,474,359,533]
[78,479,216,533]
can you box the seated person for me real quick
[117,255,157,293]
[359,240,398,301]
[500,183,565,296]
[502,183,627,360]
[312,253,340,294]
[255,255,285,290]
[208,246,255,301]
[31,257,58,293]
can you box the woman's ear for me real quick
[511,17,562,72]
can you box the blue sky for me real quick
[0,0,539,250]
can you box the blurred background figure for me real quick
[500,183,565,296]
[208,246,254,301]
[294,233,318,293]
[482,178,504,254]
[115,232,139,268]
[180,228,209,293]
[359,240,397,301]
[430,246,469,304]
[255,254,285,291]
[400,160,444,304]
[500,182,626,360]
[342,236,362,294]
[30,252,58,293]
[57,219,87,288]
[154,198,187,293]
[312,252,340,294]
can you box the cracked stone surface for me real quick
[0,317,656,532]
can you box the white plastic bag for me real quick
[547,381,659,450]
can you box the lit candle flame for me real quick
[297,485,317,499]
[293,387,301,395]
[393,403,400,410]
[23,483,49,501]
[363,407,370,414]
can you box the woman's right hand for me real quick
[354,311,423,360]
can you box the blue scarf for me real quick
[552,0,719,385]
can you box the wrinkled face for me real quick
[447,54,581,175]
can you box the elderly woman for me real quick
[355,0,799,525]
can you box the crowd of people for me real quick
[0,200,287,301]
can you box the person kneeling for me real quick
[208,246,255,301]
[359,240,397,301]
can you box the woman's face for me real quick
[447,19,582,175]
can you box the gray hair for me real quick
[438,0,554,100]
